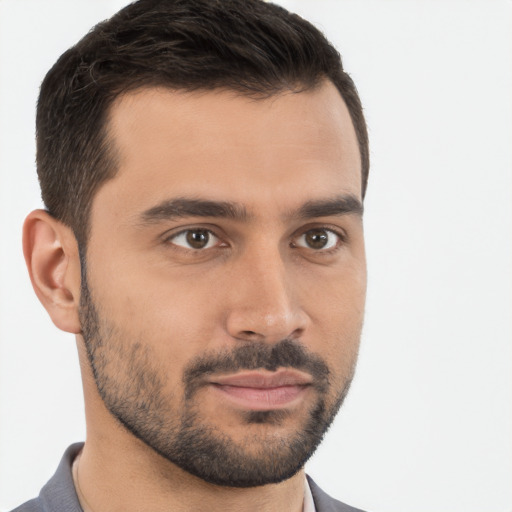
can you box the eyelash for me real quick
[162,226,347,254]
[162,228,224,252]
[290,227,347,253]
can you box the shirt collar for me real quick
[303,477,317,512]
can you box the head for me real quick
[25,0,368,488]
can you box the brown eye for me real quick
[294,228,340,250]
[305,229,328,249]
[170,229,218,249]
[186,229,209,249]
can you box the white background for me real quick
[0,1,510,511]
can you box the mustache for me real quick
[183,339,330,399]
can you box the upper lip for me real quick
[209,369,313,388]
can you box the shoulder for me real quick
[307,475,368,512]
[7,443,84,512]
[8,499,43,512]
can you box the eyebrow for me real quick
[139,194,363,225]
[295,195,363,219]
[140,198,249,224]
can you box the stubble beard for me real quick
[78,259,358,487]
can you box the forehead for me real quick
[97,82,362,219]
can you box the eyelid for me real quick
[291,225,347,251]
[162,226,226,250]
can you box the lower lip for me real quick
[210,384,309,410]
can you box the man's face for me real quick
[80,82,366,487]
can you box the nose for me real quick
[224,248,309,344]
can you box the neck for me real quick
[74,438,306,512]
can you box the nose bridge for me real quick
[225,244,308,343]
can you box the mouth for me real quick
[208,369,313,411]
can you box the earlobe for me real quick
[23,209,82,334]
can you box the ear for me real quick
[23,209,82,334]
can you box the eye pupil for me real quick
[305,229,328,249]
[186,229,209,249]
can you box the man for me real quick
[14,0,369,510]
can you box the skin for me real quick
[23,80,366,512]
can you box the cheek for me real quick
[87,254,223,375]
[305,256,366,327]
[305,262,366,378]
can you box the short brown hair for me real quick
[37,0,369,245]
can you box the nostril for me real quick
[236,330,265,342]
[289,327,304,340]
